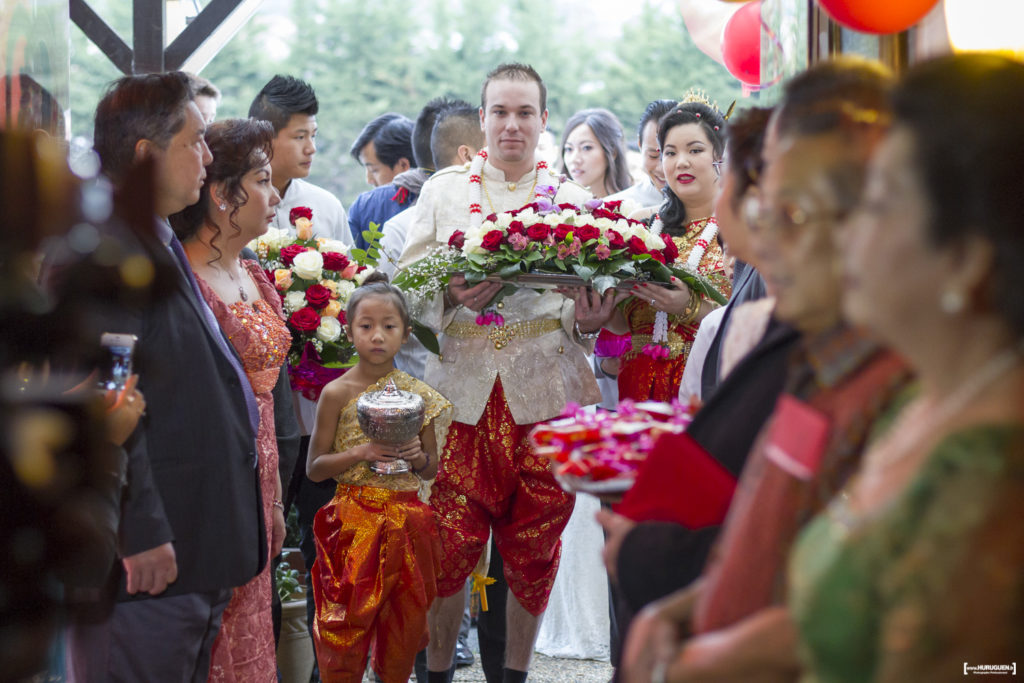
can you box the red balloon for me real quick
[816,0,939,34]
[721,1,761,87]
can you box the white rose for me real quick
[593,217,614,231]
[291,250,324,281]
[560,209,577,223]
[354,266,376,285]
[614,219,631,233]
[543,214,561,227]
[480,220,498,232]
[495,213,513,228]
[265,227,290,250]
[316,316,342,342]
[284,291,307,312]
[642,231,667,250]
[317,238,349,254]
[517,209,538,225]
[334,280,356,304]
[617,198,641,218]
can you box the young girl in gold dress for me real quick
[306,273,452,683]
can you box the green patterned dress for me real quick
[788,425,1024,682]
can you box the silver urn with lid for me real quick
[356,378,425,474]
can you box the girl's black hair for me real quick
[345,271,411,330]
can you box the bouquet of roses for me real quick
[249,206,375,400]
[394,186,726,312]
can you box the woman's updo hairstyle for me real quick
[892,53,1024,336]
[170,118,275,251]
[655,100,726,232]
[345,271,411,331]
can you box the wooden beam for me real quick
[165,0,245,71]
[132,0,165,74]
[69,0,132,75]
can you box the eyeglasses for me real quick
[742,192,848,235]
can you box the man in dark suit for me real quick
[79,72,266,681]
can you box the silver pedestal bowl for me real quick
[356,378,425,474]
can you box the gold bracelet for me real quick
[679,292,702,324]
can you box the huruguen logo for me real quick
[964,662,1017,676]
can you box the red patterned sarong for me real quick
[312,484,440,683]
[430,377,574,616]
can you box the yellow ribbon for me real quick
[470,571,497,612]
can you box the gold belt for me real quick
[445,318,562,350]
[627,332,693,360]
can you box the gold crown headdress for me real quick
[677,87,737,121]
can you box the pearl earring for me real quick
[218,202,227,211]
[940,289,966,315]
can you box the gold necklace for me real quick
[480,168,540,214]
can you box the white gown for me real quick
[535,492,611,660]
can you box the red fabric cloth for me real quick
[430,377,573,616]
[614,432,737,528]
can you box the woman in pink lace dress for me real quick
[171,118,289,682]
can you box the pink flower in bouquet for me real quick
[305,284,332,309]
[527,224,550,241]
[289,307,321,332]
[341,261,359,279]
[274,269,293,290]
[322,251,350,272]
[557,238,582,260]
[606,230,626,249]
[448,230,466,249]
[481,230,504,252]
[280,244,309,266]
[508,232,530,251]
[627,236,648,256]
[575,224,600,243]
[595,244,612,260]
[289,206,313,224]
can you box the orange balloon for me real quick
[816,0,939,34]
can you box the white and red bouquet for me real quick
[250,207,376,399]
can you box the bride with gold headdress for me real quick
[605,95,733,402]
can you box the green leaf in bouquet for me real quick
[572,263,596,281]
[498,261,525,278]
[553,259,568,272]
[411,319,440,355]
[592,275,618,294]
[464,270,486,284]
[667,265,728,305]
[466,252,489,267]
[359,223,385,267]
[523,251,544,263]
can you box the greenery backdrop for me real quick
[70,0,745,207]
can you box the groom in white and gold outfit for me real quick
[399,63,619,683]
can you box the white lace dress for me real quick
[535,492,611,660]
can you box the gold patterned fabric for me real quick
[312,485,439,683]
[311,370,452,683]
[429,378,574,616]
[618,217,732,401]
[333,370,453,493]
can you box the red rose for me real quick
[305,284,332,308]
[280,244,309,266]
[485,213,498,223]
[448,230,466,250]
[289,206,313,225]
[481,229,505,252]
[662,239,679,262]
[650,251,667,264]
[289,307,321,332]
[554,223,574,242]
[591,207,621,221]
[526,224,551,241]
[606,230,626,249]
[322,251,350,271]
[508,221,526,236]
[627,236,648,256]
[575,225,600,242]
[603,200,623,212]
[337,310,346,325]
